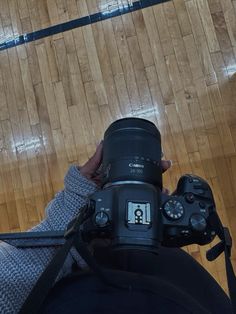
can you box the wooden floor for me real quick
[0,0,236,294]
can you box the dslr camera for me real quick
[81,117,216,252]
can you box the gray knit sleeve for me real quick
[0,165,98,314]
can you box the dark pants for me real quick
[40,247,232,314]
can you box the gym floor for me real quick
[0,0,235,294]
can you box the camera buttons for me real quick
[163,200,184,220]
[185,193,195,203]
[199,202,206,209]
[190,214,207,232]
[94,212,109,227]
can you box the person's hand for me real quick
[80,141,172,191]
[79,141,103,187]
[161,160,172,194]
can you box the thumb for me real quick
[81,141,103,176]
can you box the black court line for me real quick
[0,0,170,51]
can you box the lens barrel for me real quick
[102,117,163,189]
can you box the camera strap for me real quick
[19,206,120,314]
[207,212,236,314]
[19,206,87,314]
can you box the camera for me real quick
[5,117,234,314]
[80,117,217,252]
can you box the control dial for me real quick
[163,200,184,220]
[190,214,207,232]
[94,212,109,227]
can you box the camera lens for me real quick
[102,117,162,189]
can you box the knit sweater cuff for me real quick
[64,165,98,197]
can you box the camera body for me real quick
[79,117,217,253]
[82,174,216,251]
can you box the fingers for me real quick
[91,141,103,168]
[162,187,170,195]
[92,178,102,188]
[161,160,172,173]
[161,159,172,194]
[81,144,172,187]
[80,141,103,177]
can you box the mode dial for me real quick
[163,200,184,220]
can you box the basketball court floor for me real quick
[0,0,235,294]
